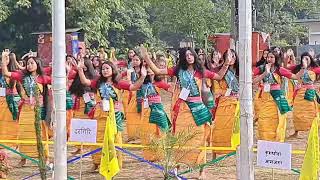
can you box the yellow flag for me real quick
[99,98,120,180]
[231,102,240,148]
[299,116,319,180]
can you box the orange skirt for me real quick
[140,106,160,161]
[125,92,141,140]
[121,90,129,116]
[0,97,19,147]
[212,96,238,150]
[174,100,210,166]
[257,92,287,142]
[293,88,317,131]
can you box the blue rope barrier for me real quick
[22,148,102,180]
[115,146,187,180]
[67,148,102,164]
[23,146,187,180]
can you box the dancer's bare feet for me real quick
[71,148,81,155]
[198,169,206,180]
[17,158,26,167]
[126,137,139,143]
[0,171,7,179]
[89,163,99,173]
[288,131,298,139]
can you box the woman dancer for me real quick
[78,60,146,171]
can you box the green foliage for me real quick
[255,0,310,46]
[107,0,154,48]
[0,1,10,22]
[0,0,318,53]
[148,126,200,179]
[150,0,230,45]
[0,0,50,55]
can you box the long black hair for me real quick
[127,49,137,64]
[23,57,49,120]
[174,47,204,76]
[97,61,120,85]
[222,49,239,76]
[292,52,319,74]
[69,58,96,97]
[267,50,281,69]
[256,49,269,67]
[23,57,44,76]
[131,54,152,84]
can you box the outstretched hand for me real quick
[1,50,10,66]
[265,63,271,73]
[77,58,85,70]
[140,44,148,58]
[140,66,147,77]
[302,57,308,69]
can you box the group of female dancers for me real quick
[0,45,318,179]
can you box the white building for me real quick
[296,19,320,45]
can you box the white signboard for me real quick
[70,118,97,143]
[257,140,292,170]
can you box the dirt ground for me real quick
[4,90,309,180]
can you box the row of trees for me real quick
[0,0,318,55]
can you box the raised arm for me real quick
[214,64,229,80]
[128,66,147,91]
[253,63,270,84]
[289,69,304,80]
[289,58,308,80]
[140,45,168,75]
[10,53,25,70]
[1,51,12,77]
[77,59,91,86]
[213,49,233,80]
[15,61,26,70]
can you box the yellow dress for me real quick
[140,86,169,161]
[0,78,20,147]
[256,73,287,142]
[293,71,317,131]
[18,81,49,158]
[0,96,19,147]
[173,78,211,166]
[211,80,239,152]
[124,91,141,140]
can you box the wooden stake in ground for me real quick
[34,86,47,180]
[238,0,254,179]
[80,143,83,180]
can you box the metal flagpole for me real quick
[238,0,254,179]
[52,0,67,179]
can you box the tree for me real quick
[149,0,230,46]
[0,0,51,54]
[255,0,313,46]
[107,0,155,48]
